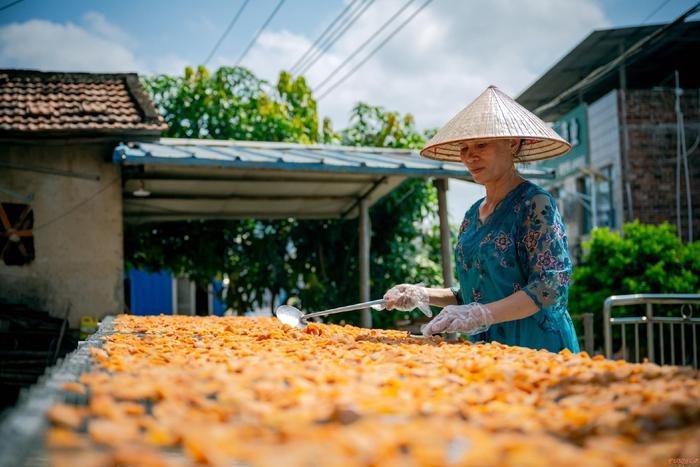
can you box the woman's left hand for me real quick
[422,302,494,337]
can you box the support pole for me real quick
[618,43,634,222]
[582,312,594,356]
[359,198,372,328]
[589,173,598,230]
[435,179,453,287]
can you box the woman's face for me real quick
[459,139,520,185]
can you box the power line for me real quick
[235,0,287,67]
[533,1,700,116]
[641,0,673,23]
[0,0,23,13]
[292,0,370,76]
[289,0,361,75]
[33,176,121,232]
[317,0,433,101]
[315,0,416,93]
[203,0,251,66]
[295,0,375,77]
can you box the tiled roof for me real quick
[0,70,167,136]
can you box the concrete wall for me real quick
[622,88,700,240]
[0,142,124,327]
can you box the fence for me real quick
[603,294,700,369]
[571,312,595,355]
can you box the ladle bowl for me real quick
[274,299,386,329]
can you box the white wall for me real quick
[587,89,624,231]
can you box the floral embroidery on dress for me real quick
[455,241,469,272]
[558,271,571,286]
[459,216,471,235]
[494,232,512,252]
[536,250,562,270]
[523,231,540,252]
[552,221,564,240]
[513,283,522,292]
[472,288,482,302]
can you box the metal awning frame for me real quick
[114,138,554,327]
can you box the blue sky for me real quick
[2,0,698,219]
[1,1,695,76]
[2,0,698,130]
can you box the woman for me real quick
[384,86,580,353]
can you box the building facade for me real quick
[0,70,166,327]
[518,21,700,259]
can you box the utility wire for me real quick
[203,0,251,66]
[33,176,121,232]
[235,0,287,67]
[317,0,433,101]
[0,0,23,13]
[295,0,375,76]
[641,0,673,23]
[533,1,700,116]
[315,0,416,93]
[295,0,372,74]
[289,0,361,75]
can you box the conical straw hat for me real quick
[420,85,571,163]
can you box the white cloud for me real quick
[151,53,192,76]
[0,2,609,221]
[0,1,609,129]
[0,17,143,72]
[231,0,609,220]
[81,11,135,48]
[238,0,610,129]
[0,13,194,76]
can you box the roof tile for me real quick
[0,69,167,136]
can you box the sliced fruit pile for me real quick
[46,315,700,466]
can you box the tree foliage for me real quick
[143,66,318,143]
[129,66,443,326]
[568,221,700,350]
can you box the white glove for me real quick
[421,302,494,337]
[383,284,432,317]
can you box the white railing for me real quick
[603,294,700,368]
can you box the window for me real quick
[595,166,615,229]
[0,202,34,266]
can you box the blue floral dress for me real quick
[453,181,580,353]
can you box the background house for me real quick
[0,70,166,327]
[0,69,166,408]
[517,20,700,259]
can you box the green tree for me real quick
[129,66,443,326]
[143,66,318,142]
[569,221,700,350]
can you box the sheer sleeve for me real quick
[517,192,572,313]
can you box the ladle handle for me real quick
[303,299,386,320]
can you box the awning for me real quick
[113,138,554,222]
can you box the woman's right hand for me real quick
[383,284,432,317]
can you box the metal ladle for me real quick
[275,299,386,329]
